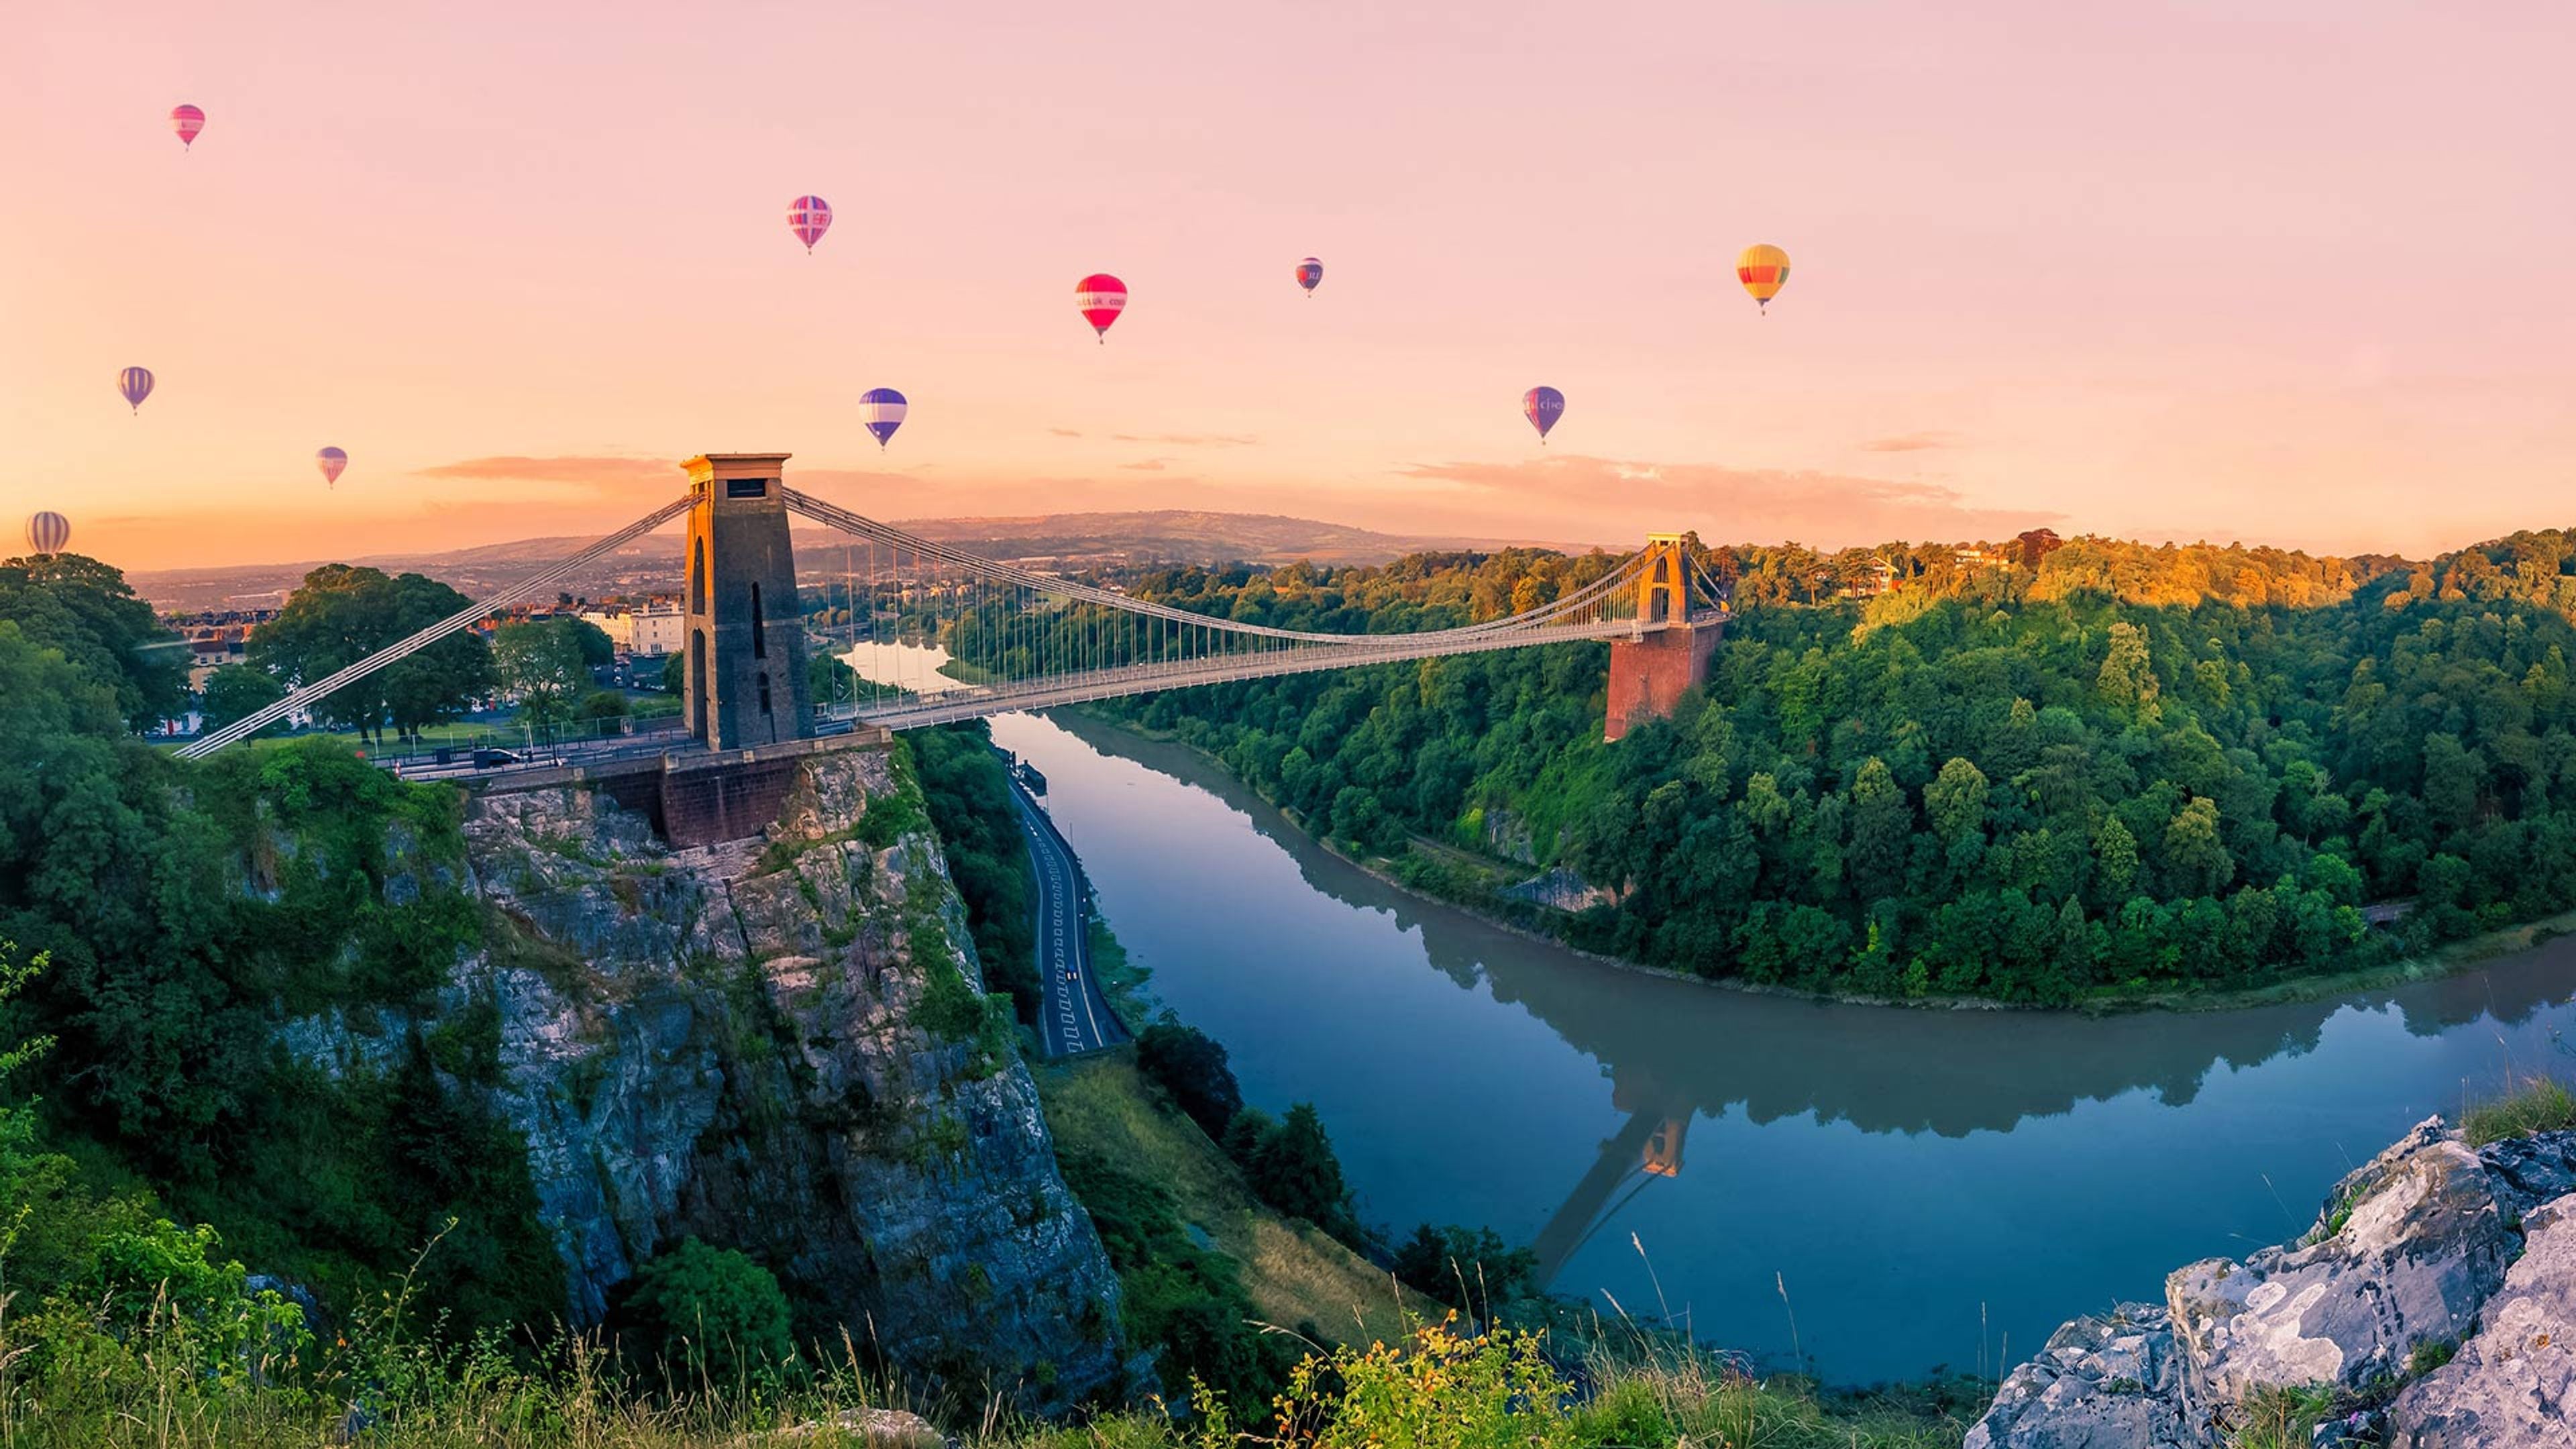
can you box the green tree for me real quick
[1925,757,1991,842]
[2096,620,2162,720]
[198,663,286,733]
[2093,815,2141,904]
[1845,757,1912,901]
[1242,1103,1356,1240]
[1136,1021,1244,1141]
[253,566,490,743]
[2163,797,2234,896]
[0,551,184,727]
[611,1238,796,1389]
[492,617,596,743]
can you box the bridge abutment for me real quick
[1604,619,1722,741]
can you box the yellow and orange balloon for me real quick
[1736,244,1790,312]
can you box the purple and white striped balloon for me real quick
[25,511,70,557]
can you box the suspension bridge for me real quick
[180,453,1727,763]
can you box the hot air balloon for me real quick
[1736,244,1790,312]
[24,512,70,557]
[1075,274,1127,342]
[170,104,205,150]
[316,447,348,487]
[1295,256,1324,295]
[788,196,833,253]
[1523,386,1564,443]
[119,367,155,415]
[857,388,908,449]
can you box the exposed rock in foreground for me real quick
[290,744,1126,1410]
[1969,1123,2576,1448]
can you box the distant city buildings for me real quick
[579,598,684,656]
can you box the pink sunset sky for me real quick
[6,2,2571,572]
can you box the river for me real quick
[960,708,2576,1386]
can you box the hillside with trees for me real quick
[1093,530,2576,1004]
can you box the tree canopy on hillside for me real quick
[1090,531,2576,1004]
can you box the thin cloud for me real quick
[415,455,684,490]
[1048,427,1085,438]
[1857,431,1966,453]
[1392,454,2059,547]
[1120,458,1173,472]
[1108,432,1258,447]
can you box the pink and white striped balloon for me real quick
[787,195,832,253]
[170,104,205,150]
[25,511,70,557]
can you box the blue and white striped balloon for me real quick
[858,387,908,449]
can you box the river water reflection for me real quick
[975,710,2576,1384]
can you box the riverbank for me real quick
[1074,710,2573,1020]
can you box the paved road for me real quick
[1007,768,1126,1057]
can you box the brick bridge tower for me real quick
[1603,533,1723,742]
[682,453,814,749]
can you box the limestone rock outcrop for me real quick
[317,744,1125,1410]
[1970,1122,2576,1448]
[2165,1120,2510,1409]
[2390,1193,2576,1446]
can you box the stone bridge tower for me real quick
[1603,533,1722,742]
[682,453,814,749]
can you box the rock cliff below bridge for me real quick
[286,743,1126,1409]
[1968,1118,2575,1448]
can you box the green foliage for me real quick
[1228,1103,1361,1246]
[493,616,600,743]
[577,688,632,720]
[199,661,288,733]
[1053,1146,1303,1421]
[2226,1383,2344,1449]
[2408,1337,2457,1376]
[909,724,1040,1019]
[252,564,492,741]
[1272,1321,1574,1449]
[610,1238,797,1393]
[1093,537,2576,1003]
[1389,1223,1541,1308]
[0,610,555,1343]
[2461,1073,2576,1146]
[0,551,184,727]
[1135,1022,1244,1141]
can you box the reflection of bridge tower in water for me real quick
[1530,1083,1693,1285]
[1604,533,1724,742]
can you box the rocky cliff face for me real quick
[1969,1120,2576,1448]
[289,743,1126,1409]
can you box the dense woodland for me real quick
[1094,529,2576,1004]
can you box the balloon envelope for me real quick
[24,511,70,557]
[788,195,833,252]
[1736,243,1790,308]
[170,104,205,148]
[1075,273,1127,339]
[1523,386,1565,441]
[857,388,908,448]
[316,447,348,486]
[1295,256,1324,293]
[119,366,154,414]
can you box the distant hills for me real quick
[129,510,1603,612]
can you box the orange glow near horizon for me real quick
[7,3,2572,574]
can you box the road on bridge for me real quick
[1007,764,1127,1057]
